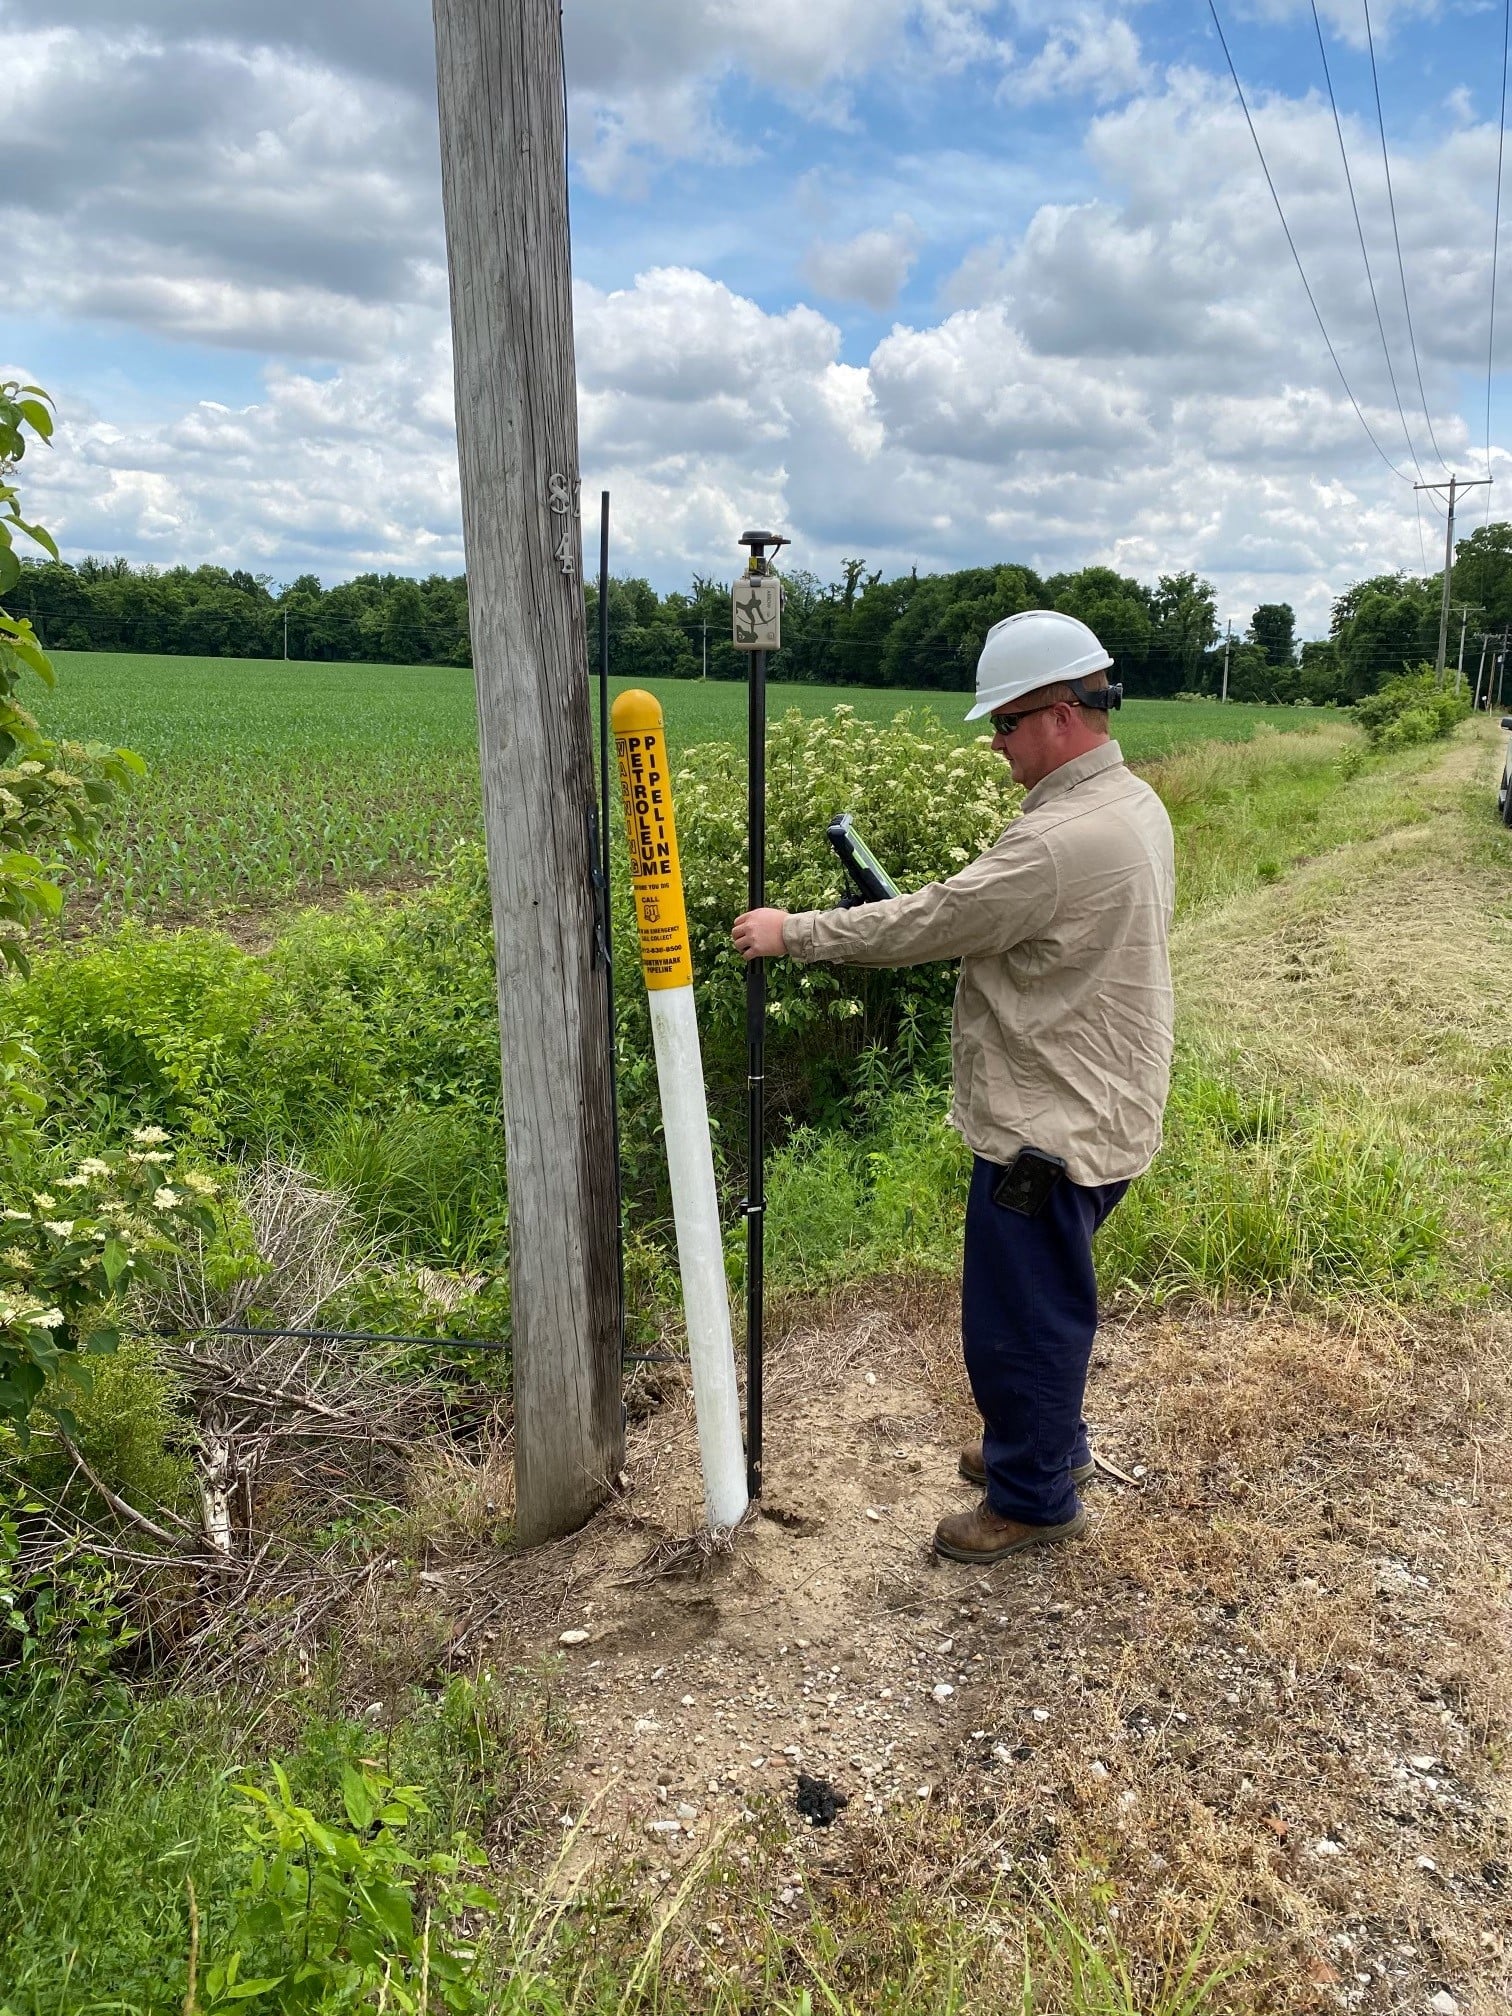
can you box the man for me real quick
[732,609,1174,1565]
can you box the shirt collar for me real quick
[1020,739,1125,814]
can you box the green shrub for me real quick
[1354,668,1467,748]
[762,1093,968,1291]
[0,1131,218,1432]
[1,1481,139,1685]
[674,706,1011,1063]
[14,1335,194,1518]
[204,1759,498,2014]
[1,381,145,983]
[252,875,502,1131]
[17,925,270,1134]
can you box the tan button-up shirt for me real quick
[782,740,1175,1185]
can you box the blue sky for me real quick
[2,0,1510,634]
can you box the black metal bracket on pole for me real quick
[737,527,787,1501]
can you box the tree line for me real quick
[11,559,472,666]
[17,532,1512,699]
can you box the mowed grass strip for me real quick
[44,649,1317,920]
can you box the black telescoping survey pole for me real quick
[745,637,766,1498]
[735,529,787,1500]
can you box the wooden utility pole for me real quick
[432,0,623,1543]
[1415,474,1492,682]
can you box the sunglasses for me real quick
[988,702,1060,737]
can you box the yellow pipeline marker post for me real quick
[612,690,747,1530]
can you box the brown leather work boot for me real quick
[958,1441,1094,1490]
[933,1498,1087,1564]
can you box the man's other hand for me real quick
[732,907,790,960]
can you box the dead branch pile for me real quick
[6,1160,512,1688]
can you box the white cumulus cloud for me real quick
[1002,10,1148,106]
[801,222,921,311]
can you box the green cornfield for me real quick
[44,649,1318,920]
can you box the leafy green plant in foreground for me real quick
[1,390,208,1438]
[202,1760,498,2015]
[1,383,144,973]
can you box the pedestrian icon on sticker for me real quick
[732,576,781,650]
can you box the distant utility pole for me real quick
[432,0,623,1543]
[1475,630,1509,711]
[1220,618,1233,703]
[1449,602,1484,693]
[1415,474,1493,683]
[701,617,707,681]
[283,610,289,662]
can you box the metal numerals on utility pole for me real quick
[1416,474,1493,683]
[432,0,623,1543]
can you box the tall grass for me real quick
[0,1671,562,2014]
[761,1053,1454,1310]
[1148,722,1444,913]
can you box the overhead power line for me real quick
[1309,0,1438,535]
[1206,0,1416,487]
[1486,0,1510,516]
[1362,0,1453,476]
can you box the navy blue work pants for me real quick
[961,1156,1128,1526]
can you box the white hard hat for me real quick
[965,609,1114,720]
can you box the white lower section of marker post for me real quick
[648,984,749,1531]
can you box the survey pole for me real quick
[733,530,786,1501]
[747,637,767,1501]
[432,0,623,1542]
[611,690,747,1530]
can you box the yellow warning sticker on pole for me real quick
[611,688,694,991]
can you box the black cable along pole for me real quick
[736,528,787,1500]
[598,491,626,1367]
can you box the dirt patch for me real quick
[398,1285,1510,2012]
[56,867,434,951]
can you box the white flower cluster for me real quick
[661,705,1015,1055]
